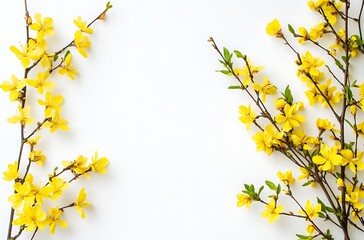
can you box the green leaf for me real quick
[53,54,59,61]
[276,184,281,195]
[281,85,293,104]
[302,180,313,187]
[317,197,326,213]
[296,234,313,240]
[106,1,113,9]
[223,47,230,61]
[265,180,276,190]
[345,85,353,102]
[228,85,242,90]
[216,70,232,76]
[345,119,355,130]
[234,50,244,59]
[335,59,344,71]
[258,186,264,196]
[288,24,295,35]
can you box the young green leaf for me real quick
[228,85,242,90]
[265,180,277,190]
[288,24,296,35]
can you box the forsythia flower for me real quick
[7,105,34,126]
[74,30,92,58]
[90,151,109,174]
[30,13,55,38]
[58,53,78,80]
[8,182,34,209]
[27,71,55,94]
[12,204,47,231]
[10,44,30,68]
[306,224,315,235]
[297,51,325,77]
[290,129,318,151]
[252,77,277,102]
[275,102,305,132]
[48,177,69,200]
[29,150,46,166]
[309,22,326,40]
[237,194,252,209]
[63,155,90,175]
[37,91,64,118]
[75,188,91,219]
[277,170,296,185]
[316,118,337,132]
[340,150,364,174]
[43,112,70,133]
[46,208,68,234]
[298,200,321,220]
[313,144,343,172]
[266,19,282,37]
[3,161,19,181]
[252,124,284,156]
[233,60,264,86]
[261,199,284,224]
[74,16,94,34]
[239,104,257,130]
[298,27,309,44]
[0,75,27,101]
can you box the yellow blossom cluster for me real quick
[213,0,364,238]
[1,2,112,239]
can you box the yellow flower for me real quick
[29,150,46,166]
[90,151,109,174]
[316,118,337,132]
[37,91,64,118]
[344,185,364,211]
[313,144,343,172]
[12,204,47,231]
[0,75,26,101]
[261,199,284,223]
[75,188,91,219]
[340,150,364,174]
[74,16,94,34]
[8,182,35,209]
[237,194,252,209]
[277,170,296,185]
[298,167,316,187]
[306,224,315,235]
[253,77,277,102]
[275,102,305,132]
[337,178,344,187]
[63,155,90,175]
[58,53,78,80]
[298,200,321,220]
[10,44,30,68]
[27,36,46,61]
[27,71,55,94]
[252,124,284,156]
[26,135,42,147]
[266,19,282,37]
[46,208,68,234]
[43,112,70,133]
[3,161,19,181]
[7,105,34,126]
[48,177,69,200]
[233,60,264,86]
[309,22,326,40]
[30,13,55,38]
[274,98,285,110]
[74,30,92,58]
[298,27,309,44]
[290,129,318,151]
[239,104,256,130]
[297,51,325,77]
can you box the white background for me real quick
[0,0,362,239]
